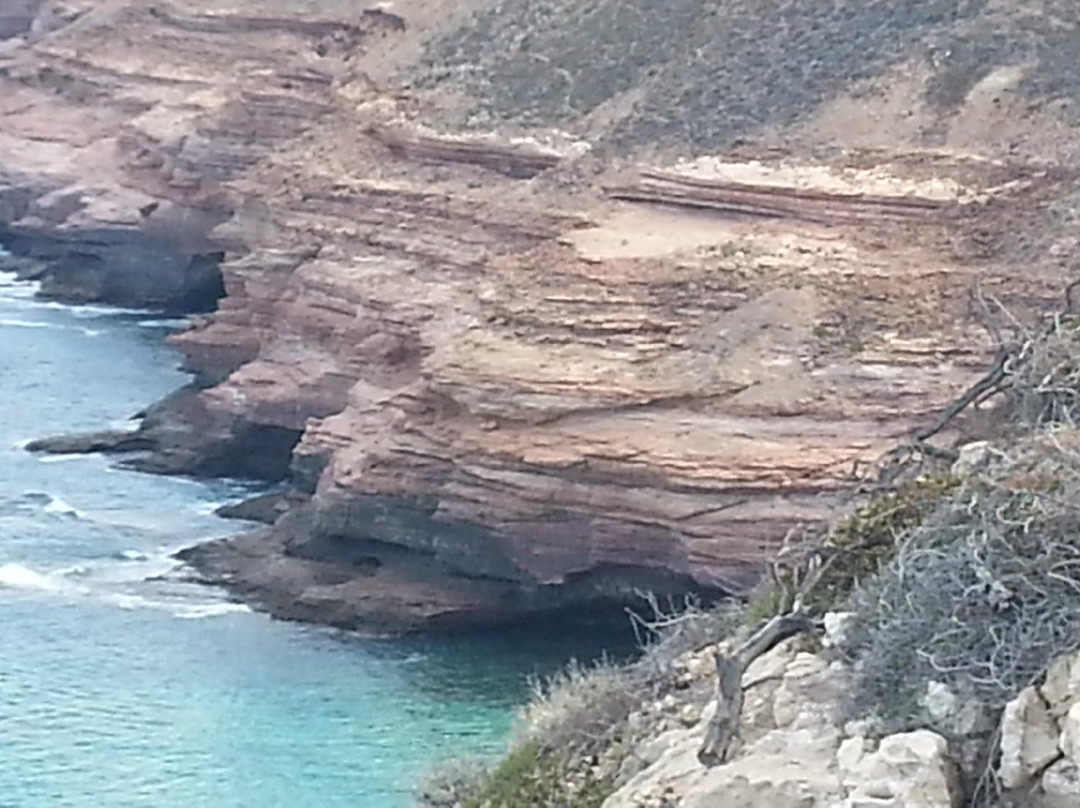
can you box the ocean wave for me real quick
[195,500,233,516]
[36,454,90,464]
[7,492,86,518]
[173,602,251,619]
[0,318,53,329]
[0,563,68,592]
[0,317,102,336]
[0,561,251,619]
[34,301,155,318]
[107,418,142,433]
[42,497,85,519]
[0,270,38,299]
[137,318,191,329]
[98,590,251,619]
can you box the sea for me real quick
[0,262,624,808]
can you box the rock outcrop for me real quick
[563,633,1080,808]
[7,1,1080,629]
[998,651,1080,807]
[603,636,963,808]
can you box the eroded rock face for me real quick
[5,0,1080,629]
[1000,687,1061,789]
[603,637,963,808]
[997,649,1080,806]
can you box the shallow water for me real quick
[0,268,625,808]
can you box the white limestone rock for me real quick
[1059,702,1080,767]
[1042,652,1080,717]
[999,686,1061,788]
[604,644,961,808]
[823,611,858,648]
[951,440,995,478]
[1041,758,1080,807]
[843,730,962,808]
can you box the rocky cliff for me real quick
[7,0,1080,631]
[590,631,1080,808]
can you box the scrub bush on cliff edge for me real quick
[416,601,738,808]
[847,427,1080,730]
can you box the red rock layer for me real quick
[3,1,1078,629]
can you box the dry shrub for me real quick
[847,427,1080,732]
[418,0,1059,153]
[808,474,962,612]
[514,657,638,757]
[631,596,743,674]
[417,757,490,808]
[515,598,739,761]
[416,598,738,807]
[1000,315,1080,427]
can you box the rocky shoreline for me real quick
[6,1,1080,632]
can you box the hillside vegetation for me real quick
[418,0,1080,159]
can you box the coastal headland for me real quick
[5,0,1080,632]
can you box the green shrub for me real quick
[806,474,961,612]
[459,743,611,808]
[416,757,490,808]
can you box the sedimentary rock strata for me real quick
[7,0,1080,630]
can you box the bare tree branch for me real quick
[697,612,818,765]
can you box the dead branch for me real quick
[1065,278,1080,313]
[971,280,1005,349]
[697,545,827,766]
[697,612,818,765]
[915,276,1080,447]
[914,345,1011,444]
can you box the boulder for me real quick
[999,686,1061,788]
[843,730,962,808]
[604,645,961,808]
[1059,703,1080,767]
[1042,652,1080,717]
[1041,758,1080,807]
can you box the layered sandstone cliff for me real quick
[6,0,1080,631]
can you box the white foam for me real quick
[43,497,83,519]
[173,602,251,619]
[138,318,190,329]
[195,501,231,516]
[0,318,53,328]
[107,418,142,433]
[117,550,149,562]
[98,589,250,619]
[0,268,38,300]
[0,287,38,300]
[0,272,19,287]
[37,301,155,318]
[0,563,66,592]
[0,561,249,619]
[102,592,147,610]
[36,454,88,464]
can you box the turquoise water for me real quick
[0,268,622,807]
